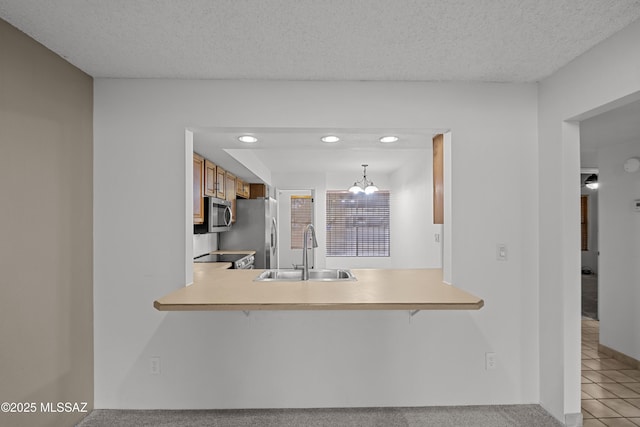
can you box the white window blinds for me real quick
[326,190,390,257]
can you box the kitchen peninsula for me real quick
[154,265,484,311]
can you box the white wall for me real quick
[537,18,640,423]
[390,154,443,269]
[443,132,453,284]
[193,233,218,258]
[94,79,539,410]
[598,141,640,361]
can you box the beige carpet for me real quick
[77,405,563,427]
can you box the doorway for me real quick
[580,171,599,320]
[577,98,640,422]
[277,189,315,270]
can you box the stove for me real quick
[194,253,255,269]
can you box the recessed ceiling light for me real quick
[321,135,340,143]
[379,136,399,143]
[238,135,258,143]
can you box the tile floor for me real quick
[582,319,640,426]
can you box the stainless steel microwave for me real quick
[205,197,232,232]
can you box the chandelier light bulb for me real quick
[348,164,378,194]
[364,184,378,194]
[584,173,598,190]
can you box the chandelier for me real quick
[584,174,598,189]
[348,164,379,194]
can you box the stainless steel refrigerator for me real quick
[220,197,278,269]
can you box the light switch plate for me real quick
[150,357,161,375]
[486,352,497,370]
[496,244,507,261]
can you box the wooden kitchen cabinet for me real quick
[204,160,216,197]
[236,178,243,198]
[215,166,226,199]
[433,134,444,224]
[249,183,266,199]
[236,178,250,199]
[225,172,237,223]
[193,153,205,224]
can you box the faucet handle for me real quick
[292,263,303,270]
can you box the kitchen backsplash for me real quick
[193,232,218,258]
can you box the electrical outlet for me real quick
[150,357,161,375]
[485,352,497,370]
[435,233,440,243]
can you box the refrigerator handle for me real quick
[271,217,278,251]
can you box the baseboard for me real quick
[564,412,582,427]
[598,343,640,369]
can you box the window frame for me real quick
[325,190,390,257]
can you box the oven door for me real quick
[235,255,255,269]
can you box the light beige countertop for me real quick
[201,262,233,270]
[192,250,255,270]
[154,265,484,311]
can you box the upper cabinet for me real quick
[236,178,250,199]
[193,153,205,224]
[204,160,216,197]
[194,151,257,226]
[432,134,444,225]
[225,171,237,223]
[215,166,226,199]
[249,183,267,199]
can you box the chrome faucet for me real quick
[302,224,318,280]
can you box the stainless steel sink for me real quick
[254,269,356,282]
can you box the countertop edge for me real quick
[153,300,485,312]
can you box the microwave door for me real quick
[208,197,232,232]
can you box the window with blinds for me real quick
[581,195,589,251]
[291,195,313,249]
[326,190,390,257]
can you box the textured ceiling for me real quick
[1,0,640,82]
